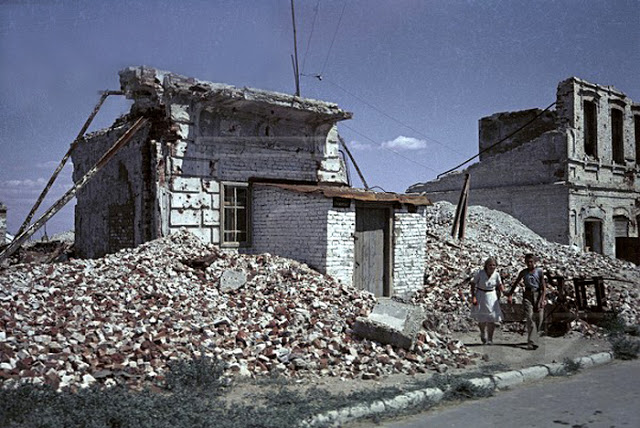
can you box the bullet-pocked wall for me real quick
[72,67,352,258]
[408,77,640,258]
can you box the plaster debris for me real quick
[413,201,640,333]
[0,230,472,390]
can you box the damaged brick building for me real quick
[71,66,429,297]
[408,77,640,261]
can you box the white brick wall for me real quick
[325,209,356,285]
[393,207,427,297]
[250,186,330,273]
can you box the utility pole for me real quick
[290,0,301,96]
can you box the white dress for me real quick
[470,269,503,323]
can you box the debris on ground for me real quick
[414,201,640,333]
[0,231,472,390]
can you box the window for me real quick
[221,183,250,246]
[611,108,625,164]
[584,218,603,254]
[614,215,629,238]
[635,115,640,163]
[583,100,598,158]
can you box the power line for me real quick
[323,78,467,158]
[437,101,557,178]
[320,0,347,75]
[341,123,439,174]
[301,0,321,75]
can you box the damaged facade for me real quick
[408,77,640,260]
[0,202,6,245]
[71,66,429,296]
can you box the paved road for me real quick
[347,359,640,428]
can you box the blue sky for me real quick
[1,0,639,236]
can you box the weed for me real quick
[443,377,493,401]
[610,336,640,360]
[561,357,581,374]
[164,353,227,394]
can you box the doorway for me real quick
[354,205,392,297]
[584,219,603,254]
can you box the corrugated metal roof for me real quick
[256,183,431,205]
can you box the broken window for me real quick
[611,108,625,164]
[221,183,250,246]
[614,215,629,237]
[583,100,598,158]
[635,115,640,163]
[584,218,603,254]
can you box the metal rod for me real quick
[339,135,369,190]
[291,0,301,96]
[15,90,124,237]
[0,117,147,263]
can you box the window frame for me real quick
[220,181,251,248]
[583,99,598,159]
[611,107,625,165]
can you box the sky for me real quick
[0,0,639,237]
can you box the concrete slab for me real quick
[352,299,425,350]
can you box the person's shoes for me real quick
[486,341,493,346]
[481,336,487,344]
[526,343,539,350]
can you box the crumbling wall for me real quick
[407,127,568,195]
[569,190,640,257]
[250,185,329,273]
[479,108,557,160]
[71,122,153,258]
[408,76,640,258]
[557,77,640,187]
[392,207,427,297]
[116,66,350,248]
[0,202,6,245]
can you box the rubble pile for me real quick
[415,201,640,332]
[0,231,472,390]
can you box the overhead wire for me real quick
[322,78,468,158]
[301,0,321,75]
[341,123,440,174]
[320,0,347,75]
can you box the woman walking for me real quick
[470,257,505,345]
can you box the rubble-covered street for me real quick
[0,232,468,391]
[1,202,638,392]
[415,202,640,333]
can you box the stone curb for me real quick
[302,351,615,427]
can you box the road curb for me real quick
[302,351,614,427]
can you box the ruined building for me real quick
[71,67,429,296]
[408,77,640,261]
[0,202,6,245]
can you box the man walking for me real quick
[506,254,546,350]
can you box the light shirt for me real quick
[473,269,502,291]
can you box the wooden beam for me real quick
[16,90,124,237]
[0,117,148,263]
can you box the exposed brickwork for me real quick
[408,77,640,258]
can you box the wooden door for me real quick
[354,206,390,296]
